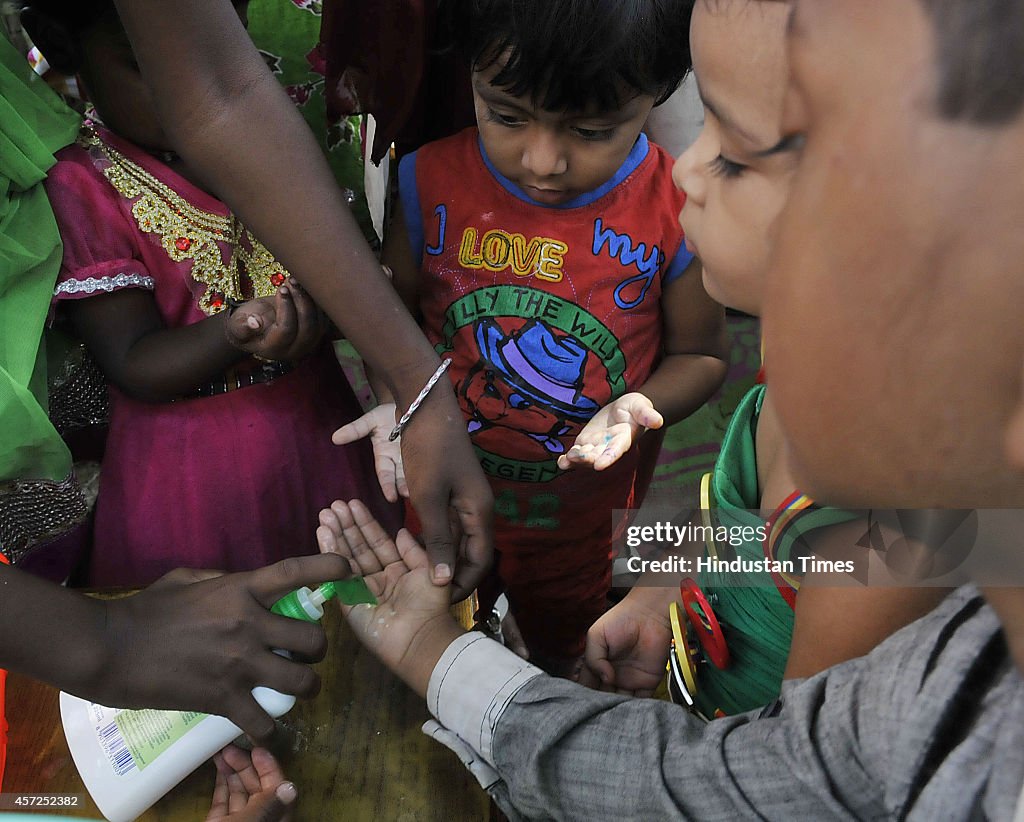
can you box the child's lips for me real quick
[523,184,570,205]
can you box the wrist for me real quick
[400,613,466,699]
[62,596,120,701]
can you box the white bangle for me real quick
[388,358,453,442]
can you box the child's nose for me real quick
[522,129,568,178]
[673,141,706,206]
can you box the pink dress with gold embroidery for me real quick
[46,125,400,586]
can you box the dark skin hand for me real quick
[66,279,323,402]
[0,553,352,741]
[112,0,494,594]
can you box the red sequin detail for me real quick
[175,237,191,251]
[209,293,224,309]
[270,272,286,287]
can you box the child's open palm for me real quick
[332,405,408,502]
[316,500,456,685]
[557,392,663,471]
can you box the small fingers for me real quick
[259,287,297,354]
[331,414,375,446]
[219,744,263,796]
[395,459,409,499]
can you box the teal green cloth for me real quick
[693,384,793,717]
[0,34,79,490]
[692,384,853,716]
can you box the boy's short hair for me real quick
[443,0,694,111]
[919,0,1024,124]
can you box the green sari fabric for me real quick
[0,34,81,560]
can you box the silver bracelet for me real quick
[388,358,453,442]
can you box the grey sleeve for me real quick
[489,587,1023,821]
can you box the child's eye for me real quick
[707,154,747,179]
[571,126,615,141]
[485,107,525,128]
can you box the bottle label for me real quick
[90,705,207,775]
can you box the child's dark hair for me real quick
[443,0,694,111]
[20,0,118,74]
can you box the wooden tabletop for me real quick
[3,598,491,821]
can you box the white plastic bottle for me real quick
[61,583,340,822]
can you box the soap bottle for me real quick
[61,578,374,822]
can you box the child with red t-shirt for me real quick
[333,0,727,674]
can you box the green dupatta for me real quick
[0,33,82,562]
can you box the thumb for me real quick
[225,309,265,346]
[331,413,375,445]
[416,503,456,586]
[629,395,663,430]
[240,782,297,822]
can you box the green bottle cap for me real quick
[323,577,378,606]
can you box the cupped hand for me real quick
[317,499,463,696]
[225,279,325,361]
[100,553,352,741]
[332,404,408,503]
[206,745,296,822]
[558,392,663,472]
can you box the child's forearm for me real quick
[116,313,249,402]
[637,352,728,428]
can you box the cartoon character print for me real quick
[460,318,600,460]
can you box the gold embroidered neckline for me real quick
[78,125,291,316]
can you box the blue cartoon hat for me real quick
[474,318,600,421]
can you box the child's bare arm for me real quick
[65,282,321,402]
[332,203,423,500]
[636,257,729,423]
[560,257,728,470]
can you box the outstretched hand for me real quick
[225,279,325,361]
[332,404,408,503]
[99,554,352,741]
[207,745,296,822]
[579,586,675,697]
[317,499,464,697]
[558,392,663,472]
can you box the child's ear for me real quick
[20,8,83,76]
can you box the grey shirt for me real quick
[426,586,1024,820]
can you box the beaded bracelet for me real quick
[388,358,453,442]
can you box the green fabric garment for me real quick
[0,34,79,488]
[694,384,793,717]
[692,383,854,717]
[247,0,375,245]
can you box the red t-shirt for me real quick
[401,128,692,655]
